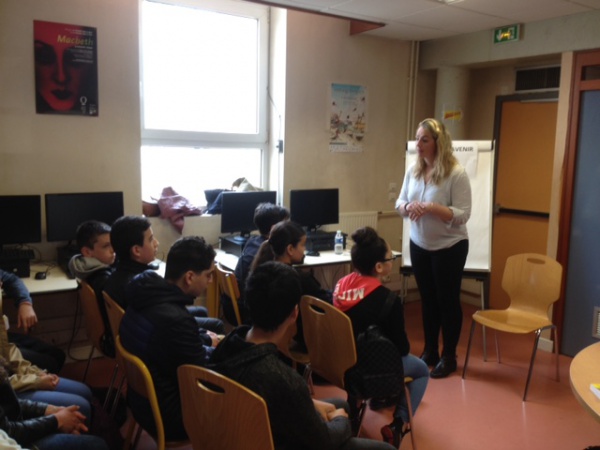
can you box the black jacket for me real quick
[210,327,351,450]
[119,271,211,441]
[104,259,151,309]
[0,379,57,446]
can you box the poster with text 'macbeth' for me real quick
[34,20,98,116]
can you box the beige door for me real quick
[490,99,557,308]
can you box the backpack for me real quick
[345,291,405,399]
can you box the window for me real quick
[140,0,269,203]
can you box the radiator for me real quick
[322,211,379,234]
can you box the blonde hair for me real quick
[413,118,458,184]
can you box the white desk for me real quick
[22,262,78,295]
[215,249,352,271]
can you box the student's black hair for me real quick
[110,215,151,261]
[250,220,305,271]
[75,220,111,251]
[245,261,302,332]
[254,202,290,236]
[350,226,388,275]
[164,236,216,281]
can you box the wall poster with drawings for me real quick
[329,83,367,153]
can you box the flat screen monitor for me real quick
[45,192,124,242]
[289,188,339,232]
[0,195,42,246]
[220,191,277,237]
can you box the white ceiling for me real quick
[259,0,600,41]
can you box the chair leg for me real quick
[404,384,417,450]
[462,320,476,378]
[303,364,314,395]
[110,373,126,418]
[523,330,542,401]
[347,394,366,437]
[103,362,120,410]
[82,345,94,383]
[495,330,501,363]
[552,325,560,382]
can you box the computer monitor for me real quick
[45,192,124,242]
[289,188,339,232]
[0,195,42,247]
[220,191,277,238]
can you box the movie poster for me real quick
[33,20,98,116]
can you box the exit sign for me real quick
[494,24,520,44]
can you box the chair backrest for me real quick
[115,335,167,449]
[215,263,242,326]
[79,281,107,354]
[177,364,274,450]
[300,295,357,389]
[502,253,563,318]
[103,291,125,343]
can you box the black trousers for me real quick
[410,239,468,359]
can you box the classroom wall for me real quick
[0,0,141,260]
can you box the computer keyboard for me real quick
[0,248,35,261]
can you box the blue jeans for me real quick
[17,377,93,425]
[32,434,108,450]
[393,354,429,423]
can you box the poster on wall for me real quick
[329,83,367,153]
[33,20,98,116]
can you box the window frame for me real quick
[140,0,270,149]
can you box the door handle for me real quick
[494,203,549,219]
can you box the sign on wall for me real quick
[33,20,98,116]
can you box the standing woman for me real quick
[396,118,471,379]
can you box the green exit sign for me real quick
[494,24,520,44]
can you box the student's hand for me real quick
[54,405,88,434]
[17,303,38,332]
[55,406,88,434]
[207,331,221,347]
[327,408,348,421]
[313,399,336,421]
[38,373,60,390]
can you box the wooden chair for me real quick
[300,295,417,449]
[115,336,189,450]
[177,364,274,450]
[103,291,126,416]
[78,281,119,409]
[215,263,243,326]
[462,253,563,401]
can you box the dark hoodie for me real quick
[119,271,210,441]
[210,326,352,450]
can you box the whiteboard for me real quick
[401,140,494,272]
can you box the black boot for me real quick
[419,350,440,367]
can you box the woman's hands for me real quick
[38,373,60,390]
[405,201,433,221]
[46,405,88,434]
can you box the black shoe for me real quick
[430,357,457,378]
[419,350,440,367]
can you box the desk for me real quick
[22,263,78,295]
[215,249,353,272]
[570,342,600,422]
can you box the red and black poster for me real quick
[33,20,98,116]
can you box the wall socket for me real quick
[388,182,397,192]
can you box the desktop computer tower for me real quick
[220,236,249,257]
[0,259,31,278]
[305,231,347,252]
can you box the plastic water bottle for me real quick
[334,230,344,255]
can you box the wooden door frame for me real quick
[555,50,600,348]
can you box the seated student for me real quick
[0,364,108,450]
[104,216,223,334]
[0,334,93,426]
[332,227,429,448]
[103,215,160,309]
[0,270,65,374]
[210,261,395,450]
[250,220,331,349]
[119,236,217,441]
[234,202,289,292]
[68,220,116,356]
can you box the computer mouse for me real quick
[34,272,47,280]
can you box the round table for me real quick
[570,341,600,422]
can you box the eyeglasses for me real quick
[381,254,399,262]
